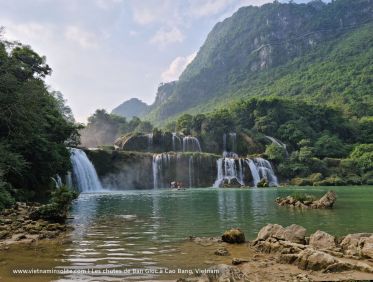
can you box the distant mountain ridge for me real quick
[114,0,373,124]
[111,98,149,119]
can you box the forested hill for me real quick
[111,98,149,119]
[140,0,373,124]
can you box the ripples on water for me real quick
[2,186,373,281]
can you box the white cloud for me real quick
[95,0,122,10]
[64,26,98,48]
[130,0,180,26]
[189,0,232,17]
[4,22,53,42]
[161,52,197,82]
[150,27,184,47]
[129,30,138,36]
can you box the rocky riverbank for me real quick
[178,224,373,281]
[0,202,71,248]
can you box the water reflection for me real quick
[52,186,373,280]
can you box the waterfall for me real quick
[172,133,182,151]
[153,153,174,189]
[265,135,289,156]
[146,133,153,151]
[246,159,261,187]
[254,157,279,187]
[152,154,161,189]
[223,133,227,152]
[182,136,202,152]
[238,159,244,185]
[51,175,63,189]
[229,133,237,153]
[213,157,244,188]
[189,156,194,188]
[213,157,279,188]
[70,148,103,192]
[223,132,238,158]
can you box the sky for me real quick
[0,0,324,123]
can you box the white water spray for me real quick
[70,148,103,192]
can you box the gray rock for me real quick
[309,230,336,250]
[361,235,373,259]
[256,224,284,241]
[232,258,249,265]
[214,248,230,256]
[311,191,336,208]
[281,224,306,244]
[295,248,338,271]
[340,233,372,257]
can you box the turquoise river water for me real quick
[1,186,373,281]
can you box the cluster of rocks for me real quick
[254,223,373,273]
[276,190,336,209]
[0,202,69,246]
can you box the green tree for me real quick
[314,133,348,158]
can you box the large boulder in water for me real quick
[222,178,242,188]
[222,228,245,244]
[311,191,336,208]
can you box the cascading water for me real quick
[265,135,289,157]
[214,132,279,187]
[213,157,244,188]
[146,133,153,151]
[70,148,103,192]
[253,157,279,187]
[246,159,261,187]
[229,133,237,153]
[182,136,202,152]
[172,133,182,151]
[152,154,162,189]
[189,156,194,188]
[153,153,173,189]
[222,132,238,158]
[51,175,63,189]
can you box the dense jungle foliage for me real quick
[0,32,80,209]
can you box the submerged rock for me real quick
[214,248,230,256]
[257,178,269,188]
[222,228,245,244]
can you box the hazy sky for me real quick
[1,0,324,122]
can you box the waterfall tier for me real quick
[70,148,103,192]
[182,136,202,152]
[152,152,215,189]
[265,135,289,156]
[213,157,278,188]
